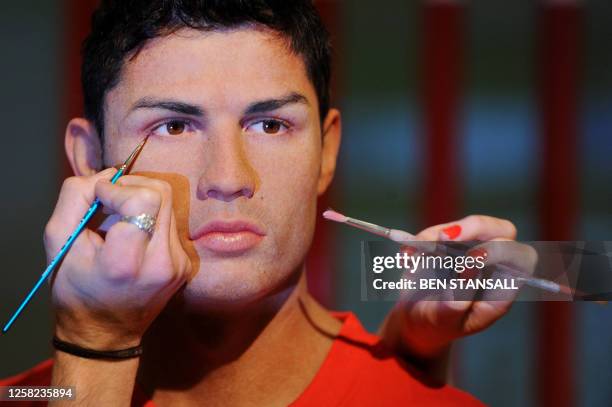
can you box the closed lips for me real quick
[191,220,266,254]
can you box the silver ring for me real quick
[119,213,156,235]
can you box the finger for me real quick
[111,175,174,237]
[95,180,162,219]
[467,238,537,278]
[140,211,191,288]
[437,239,531,333]
[439,215,516,241]
[415,215,517,242]
[400,240,438,255]
[45,168,117,254]
[98,213,121,233]
[396,246,478,304]
[466,238,538,303]
[95,181,162,279]
[109,175,189,284]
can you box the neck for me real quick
[138,269,342,406]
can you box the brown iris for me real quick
[262,120,282,134]
[166,120,186,135]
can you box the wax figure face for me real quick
[68,26,341,309]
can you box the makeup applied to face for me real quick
[95,27,340,309]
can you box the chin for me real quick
[178,258,301,312]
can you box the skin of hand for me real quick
[380,215,538,365]
[45,169,191,349]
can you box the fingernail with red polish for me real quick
[441,225,462,240]
[462,267,479,279]
[400,246,417,256]
[466,248,488,261]
[464,248,488,279]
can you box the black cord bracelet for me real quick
[52,337,143,360]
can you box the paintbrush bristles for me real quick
[322,209,347,223]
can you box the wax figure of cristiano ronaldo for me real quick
[1,1,531,406]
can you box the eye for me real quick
[246,119,289,135]
[151,119,191,137]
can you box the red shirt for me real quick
[1,313,483,406]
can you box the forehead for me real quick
[106,27,316,115]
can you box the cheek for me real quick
[253,137,321,248]
[103,137,129,167]
[257,136,320,203]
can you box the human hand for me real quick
[381,215,537,360]
[44,169,191,349]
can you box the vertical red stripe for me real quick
[308,0,343,306]
[63,0,99,179]
[421,0,465,384]
[537,3,581,407]
[422,2,464,226]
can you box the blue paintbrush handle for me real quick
[2,168,125,333]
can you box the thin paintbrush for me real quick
[2,136,150,333]
[323,208,606,303]
[322,209,416,243]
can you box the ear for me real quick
[317,108,342,196]
[64,118,103,176]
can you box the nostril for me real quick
[242,188,254,199]
[205,190,220,201]
[228,189,253,201]
[204,188,254,202]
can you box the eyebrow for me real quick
[129,98,205,116]
[128,92,309,118]
[244,92,309,115]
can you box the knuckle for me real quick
[154,179,173,195]
[43,220,60,246]
[465,214,483,226]
[463,214,486,232]
[151,180,174,206]
[464,214,478,222]
[416,228,437,241]
[43,221,55,241]
[61,176,83,193]
[99,255,139,283]
[138,188,162,207]
[103,263,139,283]
[123,188,161,214]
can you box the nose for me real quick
[197,129,258,202]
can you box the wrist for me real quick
[52,336,143,360]
[55,323,142,350]
[51,347,139,406]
